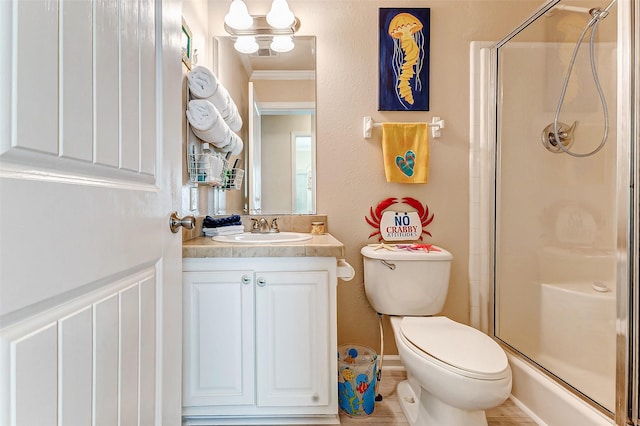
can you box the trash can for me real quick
[337,345,378,417]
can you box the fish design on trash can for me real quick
[338,346,378,416]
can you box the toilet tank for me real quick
[361,245,453,316]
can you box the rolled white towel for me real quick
[224,102,243,132]
[233,136,244,156]
[186,99,229,148]
[209,85,243,132]
[214,126,237,153]
[187,66,243,132]
[222,132,244,156]
[187,65,219,99]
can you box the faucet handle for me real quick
[270,217,279,232]
[251,218,260,232]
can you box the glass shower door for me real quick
[493,0,618,413]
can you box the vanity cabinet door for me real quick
[254,270,330,408]
[183,270,255,407]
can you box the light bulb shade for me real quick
[266,0,295,29]
[270,35,294,53]
[234,36,259,54]
[225,0,253,30]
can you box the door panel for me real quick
[60,0,93,162]
[14,0,58,154]
[94,0,120,168]
[139,276,157,424]
[1,271,159,425]
[139,0,157,177]
[119,285,140,425]
[59,307,93,426]
[120,0,140,173]
[1,0,160,317]
[0,0,183,424]
[13,323,58,425]
[93,293,120,425]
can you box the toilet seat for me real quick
[400,316,509,380]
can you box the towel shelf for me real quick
[363,116,445,139]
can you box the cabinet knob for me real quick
[256,277,266,287]
[241,275,251,285]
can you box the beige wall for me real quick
[201,0,541,354]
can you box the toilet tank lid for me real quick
[401,316,509,379]
[361,245,453,261]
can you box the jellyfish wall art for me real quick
[378,8,430,111]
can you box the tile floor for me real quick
[338,370,537,425]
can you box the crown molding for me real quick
[250,70,315,80]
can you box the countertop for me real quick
[182,233,345,258]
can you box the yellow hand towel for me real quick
[381,122,429,183]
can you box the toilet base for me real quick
[397,379,488,426]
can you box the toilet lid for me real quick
[400,316,509,379]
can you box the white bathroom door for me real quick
[0,0,183,425]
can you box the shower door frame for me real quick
[485,0,639,425]
[627,1,639,424]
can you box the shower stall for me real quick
[470,0,638,425]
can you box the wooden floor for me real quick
[338,370,537,425]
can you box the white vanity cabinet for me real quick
[182,257,339,425]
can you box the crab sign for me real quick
[365,197,434,241]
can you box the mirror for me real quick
[213,36,316,215]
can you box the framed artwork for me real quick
[181,17,193,70]
[378,8,430,111]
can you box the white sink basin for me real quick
[212,232,313,244]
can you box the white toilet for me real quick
[361,245,512,426]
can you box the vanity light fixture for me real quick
[234,35,259,54]
[270,35,294,53]
[224,0,253,30]
[266,0,295,29]
[224,1,300,54]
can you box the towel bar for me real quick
[363,116,445,139]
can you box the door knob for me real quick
[256,277,266,287]
[169,211,195,233]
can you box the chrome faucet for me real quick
[251,217,280,234]
[251,218,269,233]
